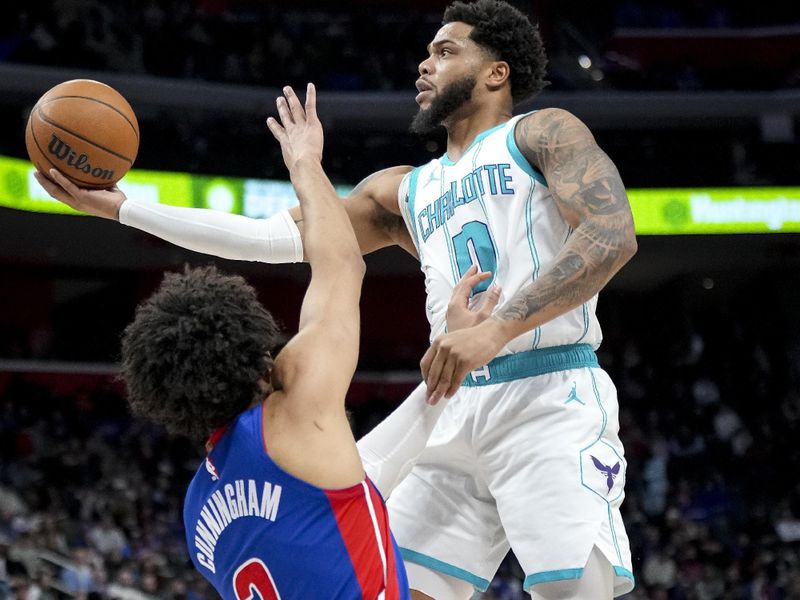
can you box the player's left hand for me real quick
[34,169,126,220]
[420,318,508,404]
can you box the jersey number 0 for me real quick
[233,558,281,600]
[452,221,497,294]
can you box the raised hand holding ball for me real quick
[26,79,139,189]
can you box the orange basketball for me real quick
[25,79,139,189]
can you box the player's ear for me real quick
[486,61,510,92]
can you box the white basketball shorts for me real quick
[387,344,635,597]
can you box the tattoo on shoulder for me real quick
[516,110,629,221]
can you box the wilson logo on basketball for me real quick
[47,134,115,181]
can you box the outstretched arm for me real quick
[266,84,364,411]
[35,142,413,262]
[420,108,637,401]
[36,166,308,262]
[260,85,366,489]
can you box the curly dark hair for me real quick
[443,0,548,104]
[121,265,281,440]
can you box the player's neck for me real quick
[445,108,512,162]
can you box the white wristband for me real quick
[118,201,304,263]
[357,383,449,498]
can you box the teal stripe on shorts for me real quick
[524,567,584,588]
[400,548,491,591]
[523,565,635,590]
[614,565,635,583]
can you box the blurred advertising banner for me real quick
[2,154,799,235]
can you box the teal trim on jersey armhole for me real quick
[440,121,507,166]
[407,167,422,248]
[506,122,547,186]
[400,548,491,591]
[524,568,583,588]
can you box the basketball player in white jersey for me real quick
[37,1,638,598]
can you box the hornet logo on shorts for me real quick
[591,456,620,493]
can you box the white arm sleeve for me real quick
[357,383,449,498]
[118,200,304,263]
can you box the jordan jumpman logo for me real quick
[565,382,585,405]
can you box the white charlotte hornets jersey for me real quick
[398,114,602,355]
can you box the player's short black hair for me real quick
[121,265,280,440]
[443,0,548,104]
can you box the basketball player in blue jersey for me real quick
[37,1,638,598]
[58,84,492,600]
[39,84,499,600]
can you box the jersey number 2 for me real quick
[452,221,497,294]
[233,558,281,600]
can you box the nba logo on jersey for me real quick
[205,457,220,481]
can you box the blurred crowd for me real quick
[0,373,365,599]
[0,0,796,194]
[1,0,798,93]
[2,279,800,599]
[595,285,800,600]
[610,0,798,28]
[0,376,216,599]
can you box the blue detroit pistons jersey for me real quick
[398,114,602,355]
[183,403,410,600]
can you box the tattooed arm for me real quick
[420,108,636,401]
[499,108,637,324]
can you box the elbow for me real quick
[625,234,638,260]
[335,250,367,279]
[307,237,366,276]
[315,251,365,278]
[341,233,367,275]
[350,254,367,279]
[618,233,638,266]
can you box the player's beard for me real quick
[409,75,477,135]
